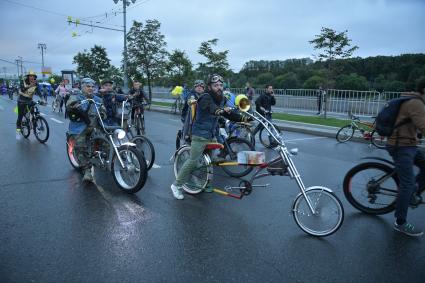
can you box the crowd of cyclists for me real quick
[8,69,425,237]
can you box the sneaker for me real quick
[170,184,184,200]
[82,168,94,183]
[410,194,423,207]
[15,130,21,140]
[394,222,424,237]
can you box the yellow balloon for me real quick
[50,78,55,84]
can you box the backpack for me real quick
[375,96,424,137]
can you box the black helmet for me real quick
[67,102,90,125]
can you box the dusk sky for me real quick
[0,0,424,78]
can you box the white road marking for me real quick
[152,163,161,169]
[50,118,64,124]
[285,136,328,143]
[40,112,47,116]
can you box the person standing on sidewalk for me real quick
[386,77,425,237]
[316,86,324,115]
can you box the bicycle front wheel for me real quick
[370,130,387,149]
[343,162,398,214]
[131,135,155,170]
[336,125,355,143]
[112,145,148,194]
[34,116,49,143]
[221,137,254,177]
[232,124,255,147]
[173,145,210,194]
[21,115,31,138]
[292,187,344,237]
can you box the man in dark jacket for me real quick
[386,77,425,237]
[99,79,126,126]
[170,74,252,200]
[254,84,277,145]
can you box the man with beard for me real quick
[170,74,253,200]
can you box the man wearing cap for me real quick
[170,74,253,200]
[66,78,102,182]
[99,79,127,126]
[16,71,41,140]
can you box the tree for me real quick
[166,49,193,86]
[335,73,369,90]
[309,27,358,88]
[127,19,168,101]
[72,45,113,83]
[303,75,326,89]
[273,72,300,89]
[197,38,230,79]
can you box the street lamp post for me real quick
[113,0,136,92]
[38,43,47,81]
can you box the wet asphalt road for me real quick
[0,95,424,282]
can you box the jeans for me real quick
[175,135,211,187]
[386,145,425,222]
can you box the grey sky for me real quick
[0,0,424,78]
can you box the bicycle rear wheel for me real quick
[336,125,355,143]
[131,135,155,170]
[173,145,210,194]
[34,116,49,143]
[259,124,281,148]
[231,124,255,146]
[370,130,387,149]
[292,187,344,237]
[343,162,398,214]
[221,137,254,178]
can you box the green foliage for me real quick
[335,73,369,90]
[127,19,168,100]
[72,45,114,83]
[303,75,326,89]
[273,72,300,89]
[255,72,274,86]
[166,49,193,86]
[197,39,230,78]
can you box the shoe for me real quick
[170,184,184,200]
[203,186,213,193]
[394,222,424,237]
[82,168,94,183]
[15,130,21,140]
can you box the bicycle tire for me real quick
[173,145,210,194]
[21,115,31,138]
[232,124,255,147]
[259,124,281,148]
[292,187,344,237]
[343,162,398,215]
[221,137,254,178]
[336,125,355,143]
[131,135,155,170]
[34,116,49,143]
[112,145,148,194]
[370,130,387,149]
[66,135,82,172]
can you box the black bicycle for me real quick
[21,101,50,143]
[343,157,424,215]
[228,111,281,148]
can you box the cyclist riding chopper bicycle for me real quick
[65,78,148,193]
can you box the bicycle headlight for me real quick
[115,129,126,140]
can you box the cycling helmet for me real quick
[81,78,95,87]
[207,74,223,85]
[101,78,114,85]
[26,70,37,78]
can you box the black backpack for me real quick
[375,96,424,137]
